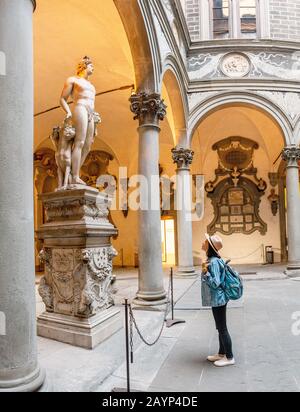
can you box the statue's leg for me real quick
[63,166,71,188]
[56,154,63,189]
[63,143,72,188]
[72,105,88,185]
[80,119,95,168]
[57,167,63,189]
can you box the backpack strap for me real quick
[219,258,227,288]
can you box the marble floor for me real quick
[36,264,300,392]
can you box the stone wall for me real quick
[269,0,300,42]
[184,0,300,43]
[185,0,200,41]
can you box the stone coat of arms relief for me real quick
[39,246,118,318]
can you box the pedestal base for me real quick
[37,307,122,349]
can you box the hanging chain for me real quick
[129,272,172,348]
[222,244,264,260]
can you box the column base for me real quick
[133,290,168,307]
[0,366,45,393]
[132,297,168,307]
[37,307,122,350]
[285,265,300,279]
[174,266,199,278]
[38,374,52,392]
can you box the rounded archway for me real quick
[188,92,293,147]
[161,57,189,146]
[190,100,287,265]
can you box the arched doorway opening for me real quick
[278,159,300,263]
[190,102,287,265]
[159,67,188,267]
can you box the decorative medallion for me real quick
[220,53,251,78]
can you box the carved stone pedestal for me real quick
[37,308,120,350]
[37,187,121,349]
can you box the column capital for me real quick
[172,146,194,170]
[129,92,167,125]
[282,146,300,167]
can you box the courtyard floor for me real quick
[36,265,300,392]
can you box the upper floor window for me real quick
[211,0,258,40]
[240,0,257,37]
[212,0,230,39]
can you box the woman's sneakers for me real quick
[207,354,225,362]
[214,357,235,367]
[207,354,236,366]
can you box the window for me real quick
[212,0,230,39]
[210,0,260,40]
[240,0,257,37]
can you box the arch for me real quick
[114,0,160,93]
[161,55,189,146]
[292,119,300,146]
[193,105,285,172]
[188,92,293,147]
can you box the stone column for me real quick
[282,146,300,277]
[0,0,45,391]
[130,93,167,305]
[172,146,197,277]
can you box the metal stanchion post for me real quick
[165,268,186,328]
[125,299,130,392]
[112,299,131,393]
[112,299,141,393]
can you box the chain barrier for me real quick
[113,269,185,392]
[222,244,264,261]
[128,271,172,351]
[113,269,188,392]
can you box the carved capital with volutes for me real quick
[282,146,300,167]
[172,146,194,170]
[130,92,167,124]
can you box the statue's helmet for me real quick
[77,56,93,75]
